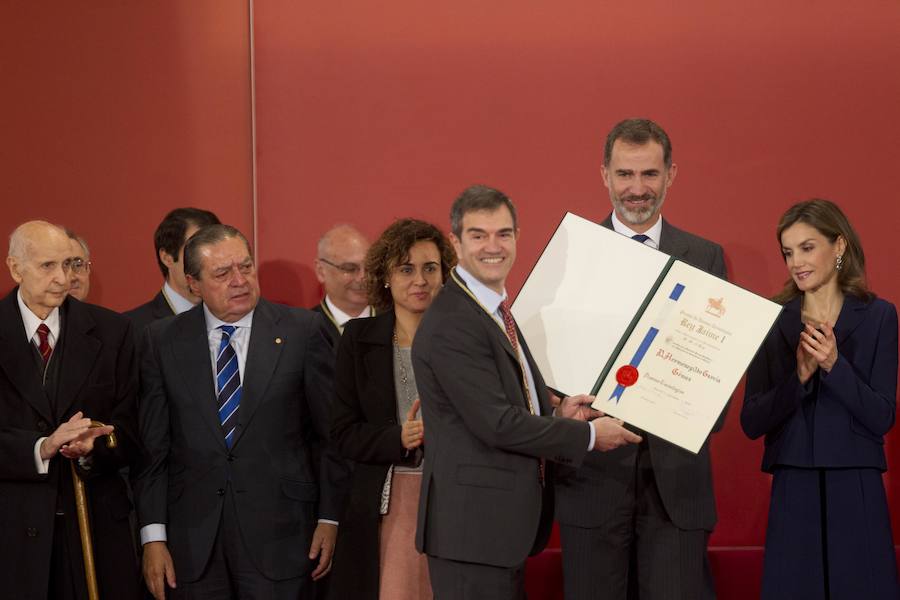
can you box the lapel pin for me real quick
[275,337,282,344]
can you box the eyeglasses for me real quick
[71,258,92,274]
[318,257,363,277]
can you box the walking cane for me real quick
[70,421,118,600]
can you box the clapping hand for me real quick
[798,322,838,379]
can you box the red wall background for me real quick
[4,1,900,597]
[0,2,254,311]
[251,0,900,595]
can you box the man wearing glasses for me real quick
[64,229,92,301]
[312,224,373,348]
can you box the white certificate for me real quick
[591,260,782,453]
[512,212,782,453]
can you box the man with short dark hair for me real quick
[0,220,141,599]
[413,185,641,599]
[311,224,372,347]
[134,224,347,599]
[124,207,220,333]
[555,118,727,600]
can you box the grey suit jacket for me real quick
[413,274,591,568]
[555,215,727,532]
[133,298,347,581]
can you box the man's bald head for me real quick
[7,221,74,319]
[315,224,370,316]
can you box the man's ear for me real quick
[449,233,462,258]
[186,274,201,296]
[159,248,176,269]
[314,259,326,284]
[6,256,23,284]
[665,162,678,188]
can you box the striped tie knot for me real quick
[216,325,242,448]
[631,234,650,244]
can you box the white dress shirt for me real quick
[324,295,372,329]
[610,211,663,249]
[163,281,198,315]
[19,290,61,475]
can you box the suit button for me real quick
[37,421,48,433]
[26,527,38,537]
[217,488,226,496]
[227,455,235,462]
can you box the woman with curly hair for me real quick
[328,218,456,600]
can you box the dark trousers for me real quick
[171,489,312,600]
[428,555,526,600]
[559,443,714,600]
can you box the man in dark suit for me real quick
[413,185,642,600]
[555,119,727,600]
[124,207,220,333]
[134,224,347,599]
[311,224,373,347]
[0,220,141,599]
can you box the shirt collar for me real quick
[455,265,508,316]
[163,281,198,315]
[17,288,61,343]
[324,295,370,327]
[610,211,663,249]
[202,304,255,334]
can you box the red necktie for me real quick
[500,300,545,485]
[499,299,519,352]
[36,323,53,364]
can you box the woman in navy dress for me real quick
[742,199,898,599]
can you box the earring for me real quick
[384,282,390,288]
[836,254,843,271]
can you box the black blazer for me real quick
[0,290,141,599]
[413,274,590,568]
[328,311,419,600]
[555,216,728,532]
[742,295,897,471]
[133,298,348,582]
[123,290,174,340]
[311,301,342,350]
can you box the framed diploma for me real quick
[512,212,782,453]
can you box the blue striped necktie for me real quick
[216,325,242,448]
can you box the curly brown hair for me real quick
[365,219,457,312]
[773,199,873,304]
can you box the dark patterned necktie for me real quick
[216,325,242,448]
[499,299,545,484]
[632,234,650,244]
[35,324,52,364]
[499,299,519,352]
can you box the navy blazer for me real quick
[742,295,897,472]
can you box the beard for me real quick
[611,192,664,226]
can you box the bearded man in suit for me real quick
[555,118,728,600]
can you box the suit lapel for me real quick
[235,300,283,449]
[153,291,175,320]
[833,295,866,344]
[778,297,803,350]
[658,219,689,259]
[0,290,53,423]
[360,312,397,420]
[448,276,519,364]
[55,301,101,418]
[173,305,224,447]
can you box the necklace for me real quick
[393,329,415,409]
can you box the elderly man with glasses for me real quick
[64,229,92,301]
[311,224,373,348]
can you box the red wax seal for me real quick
[616,365,639,387]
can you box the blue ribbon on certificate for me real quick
[610,283,686,403]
